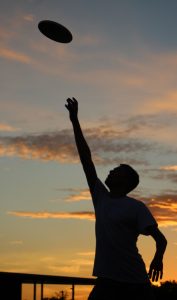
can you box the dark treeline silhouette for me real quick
[42,281,177,300]
[152,281,177,300]
[43,290,67,300]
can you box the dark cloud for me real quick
[0,130,77,162]
[123,112,177,133]
[0,125,155,165]
[151,169,177,184]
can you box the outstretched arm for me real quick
[65,98,97,195]
[147,226,167,282]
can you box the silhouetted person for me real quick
[65,98,167,300]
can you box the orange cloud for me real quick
[8,211,95,221]
[23,14,34,22]
[0,28,13,39]
[160,165,177,171]
[140,91,177,114]
[77,251,95,257]
[0,47,32,64]
[9,240,23,245]
[77,34,103,46]
[0,123,19,132]
[48,264,80,274]
[142,196,177,227]
[65,189,91,202]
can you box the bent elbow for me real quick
[159,234,167,251]
[163,236,167,247]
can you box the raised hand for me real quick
[65,96,97,194]
[65,97,78,122]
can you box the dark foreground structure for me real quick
[0,271,96,300]
[152,280,177,300]
[0,272,176,300]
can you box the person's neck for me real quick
[109,190,126,198]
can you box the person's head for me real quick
[105,164,139,195]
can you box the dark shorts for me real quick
[88,278,156,300]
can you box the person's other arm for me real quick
[65,97,97,195]
[147,225,167,281]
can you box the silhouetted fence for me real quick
[0,271,96,300]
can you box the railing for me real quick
[0,271,96,300]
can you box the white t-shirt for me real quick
[92,178,157,283]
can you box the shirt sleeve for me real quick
[92,178,108,209]
[136,201,158,235]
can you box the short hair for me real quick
[120,164,139,193]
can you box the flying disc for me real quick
[38,20,73,43]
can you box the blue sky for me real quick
[0,1,177,296]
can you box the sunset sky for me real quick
[0,0,177,297]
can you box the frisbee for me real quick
[38,20,73,43]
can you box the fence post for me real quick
[41,283,44,300]
[71,284,75,300]
[33,283,36,300]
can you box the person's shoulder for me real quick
[95,178,108,193]
[126,196,148,212]
[91,178,109,208]
[126,195,142,205]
